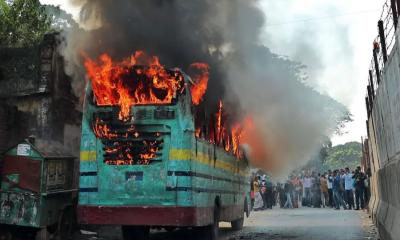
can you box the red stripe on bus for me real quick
[77,205,243,226]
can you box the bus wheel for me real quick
[121,226,150,240]
[231,217,244,231]
[201,207,219,240]
[35,228,50,240]
[245,198,250,218]
[0,231,12,240]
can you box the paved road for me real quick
[225,208,378,240]
[79,207,378,240]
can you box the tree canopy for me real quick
[45,4,78,31]
[324,141,362,170]
[0,0,51,47]
[304,141,362,172]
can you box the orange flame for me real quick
[195,127,201,138]
[216,100,223,144]
[193,99,247,158]
[193,99,268,161]
[84,51,210,121]
[84,51,185,121]
[139,141,159,165]
[231,123,243,157]
[92,118,118,139]
[189,63,210,105]
[241,117,268,162]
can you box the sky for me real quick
[39,0,385,145]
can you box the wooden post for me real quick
[369,70,375,98]
[378,20,388,63]
[366,97,370,116]
[367,85,373,111]
[373,49,381,84]
[391,0,398,29]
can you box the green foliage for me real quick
[304,141,362,172]
[0,0,51,47]
[44,4,78,30]
[324,141,362,170]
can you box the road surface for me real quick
[224,208,378,240]
[78,207,378,240]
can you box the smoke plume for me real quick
[61,0,348,176]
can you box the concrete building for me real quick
[0,33,81,157]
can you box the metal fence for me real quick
[366,0,399,115]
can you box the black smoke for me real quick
[63,0,264,110]
[62,0,349,175]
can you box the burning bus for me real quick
[77,51,251,240]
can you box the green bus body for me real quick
[78,74,251,227]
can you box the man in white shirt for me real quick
[302,174,312,207]
[344,167,355,210]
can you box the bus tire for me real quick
[0,230,12,240]
[35,228,50,240]
[245,198,250,218]
[201,207,219,240]
[231,217,244,231]
[121,226,150,240]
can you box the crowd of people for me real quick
[251,166,371,211]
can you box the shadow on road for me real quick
[76,226,245,240]
[150,226,239,240]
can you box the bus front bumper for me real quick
[77,205,214,227]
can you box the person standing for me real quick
[265,178,274,209]
[284,179,294,209]
[303,174,312,207]
[292,176,301,208]
[327,170,333,207]
[277,183,285,208]
[320,175,329,208]
[344,167,355,210]
[251,176,258,209]
[333,170,346,210]
[260,180,267,210]
[253,176,264,211]
[339,169,346,207]
[312,173,321,208]
[353,167,366,210]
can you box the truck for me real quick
[0,139,76,240]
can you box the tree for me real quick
[303,140,361,172]
[0,0,51,47]
[324,142,362,170]
[44,4,78,31]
